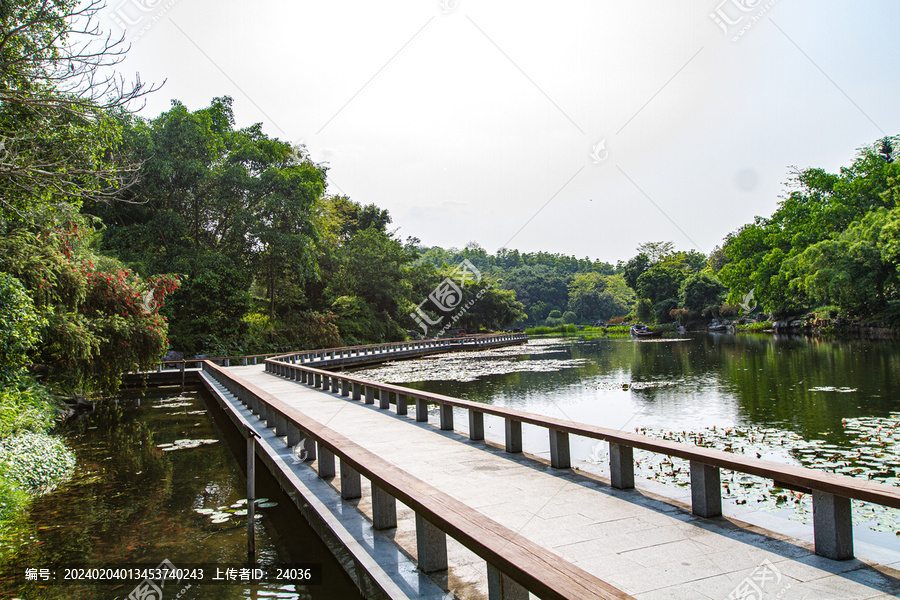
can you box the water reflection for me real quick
[355,333,900,545]
[361,333,900,440]
[1,388,361,600]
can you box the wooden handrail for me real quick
[264,357,900,561]
[203,360,632,600]
[144,333,526,371]
[270,333,528,362]
[266,360,900,510]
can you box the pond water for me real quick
[355,333,900,549]
[0,386,362,600]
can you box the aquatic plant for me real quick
[194,498,277,524]
[625,420,900,536]
[0,432,75,496]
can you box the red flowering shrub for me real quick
[0,223,179,392]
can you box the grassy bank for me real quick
[525,324,579,335]
[0,380,74,562]
[734,321,774,333]
[525,323,683,339]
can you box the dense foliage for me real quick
[714,138,900,323]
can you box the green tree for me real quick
[451,284,525,332]
[567,273,634,321]
[679,273,726,314]
[785,209,898,314]
[0,224,176,391]
[716,137,900,315]
[0,0,155,223]
[0,274,44,385]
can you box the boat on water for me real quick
[630,324,662,338]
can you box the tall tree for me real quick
[0,0,156,223]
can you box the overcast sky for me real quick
[103,0,900,265]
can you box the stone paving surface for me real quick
[232,365,900,600]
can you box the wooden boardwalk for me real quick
[229,363,900,599]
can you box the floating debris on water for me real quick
[808,386,858,393]
[156,439,219,451]
[589,380,679,391]
[193,498,276,524]
[358,341,589,383]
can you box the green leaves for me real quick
[0,273,45,386]
[717,137,900,316]
[567,272,634,321]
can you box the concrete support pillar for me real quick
[487,564,528,600]
[549,430,570,469]
[813,490,854,560]
[314,373,322,388]
[505,418,522,453]
[690,461,722,517]
[364,386,375,405]
[415,514,448,573]
[416,399,428,422]
[396,393,408,416]
[371,484,397,530]
[257,399,268,422]
[331,377,339,393]
[439,404,454,431]
[609,443,635,489]
[287,423,301,448]
[469,410,485,441]
[303,435,316,462]
[341,380,350,397]
[340,459,361,499]
[273,411,287,437]
[317,444,335,479]
[321,374,330,390]
[352,382,361,401]
[379,390,390,410]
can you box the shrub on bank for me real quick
[734,321,774,333]
[0,432,75,497]
[0,379,61,440]
[525,324,578,335]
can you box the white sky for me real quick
[104,0,900,265]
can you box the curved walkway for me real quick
[231,364,900,600]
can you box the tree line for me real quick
[3,0,900,402]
